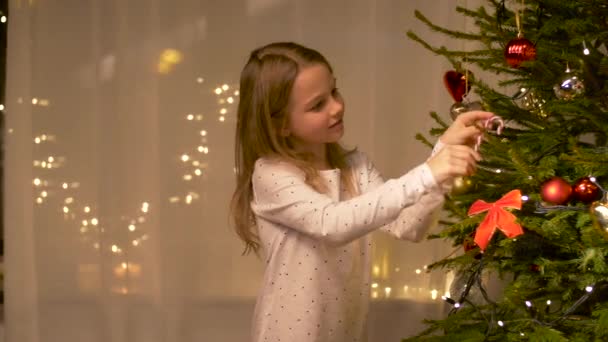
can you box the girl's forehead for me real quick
[293,65,333,92]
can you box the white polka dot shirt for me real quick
[250,147,446,342]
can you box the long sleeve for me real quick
[356,147,446,242]
[251,157,438,246]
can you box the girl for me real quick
[231,41,492,342]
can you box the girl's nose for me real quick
[330,97,344,117]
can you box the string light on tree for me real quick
[582,40,590,55]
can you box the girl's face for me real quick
[284,64,345,158]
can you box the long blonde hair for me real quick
[231,42,356,255]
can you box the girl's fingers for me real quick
[456,111,495,126]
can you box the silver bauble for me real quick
[450,100,484,120]
[553,68,585,100]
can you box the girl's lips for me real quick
[330,119,343,128]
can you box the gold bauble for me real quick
[591,192,608,239]
[451,176,475,195]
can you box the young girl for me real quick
[231,41,493,342]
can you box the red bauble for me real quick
[540,176,572,205]
[443,70,471,102]
[504,36,537,68]
[572,177,601,204]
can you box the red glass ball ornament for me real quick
[572,177,601,204]
[540,176,572,205]
[504,36,537,68]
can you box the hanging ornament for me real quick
[571,177,601,204]
[512,87,547,117]
[450,100,484,120]
[443,68,484,120]
[540,176,572,205]
[591,192,608,240]
[553,64,585,100]
[505,37,536,68]
[474,116,505,152]
[443,70,470,103]
[504,10,537,68]
[452,176,476,195]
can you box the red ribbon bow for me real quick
[467,189,524,251]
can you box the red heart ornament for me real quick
[443,70,471,102]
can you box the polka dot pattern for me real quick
[250,151,445,342]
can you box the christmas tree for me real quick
[405,1,608,340]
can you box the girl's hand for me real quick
[440,111,495,147]
[426,144,481,184]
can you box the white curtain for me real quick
[5,0,481,341]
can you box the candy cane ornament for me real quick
[475,116,505,151]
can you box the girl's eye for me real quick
[311,100,325,111]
